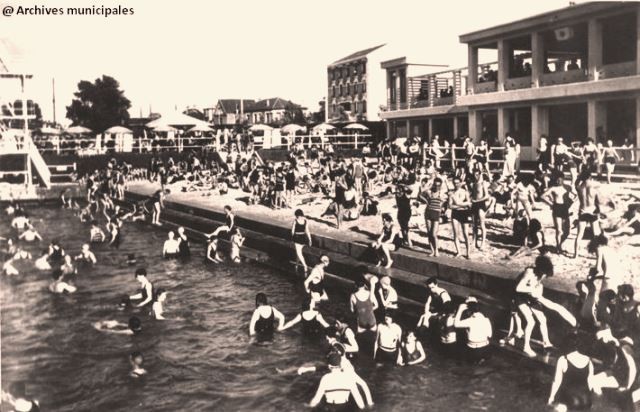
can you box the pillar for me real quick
[588,18,603,80]
[497,39,509,91]
[428,75,436,107]
[636,6,640,75]
[531,32,544,87]
[531,104,549,153]
[428,118,434,138]
[395,70,401,110]
[497,107,508,144]
[453,70,462,100]
[452,116,459,140]
[386,121,391,140]
[636,97,640,148]
[468,110,483,143]
[406,119,411,138]
[468,45,478,94]
[587,99,607,142]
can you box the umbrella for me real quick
[65,125,93,134]
[343,123,368,131]
[249,124,273,132]
[39,126,62,135]
[188,124,214,133]
[145,111,210,129]
[153,124,178,133]
[312,123,336,134]
[281,124,307,134]
[104,126,133,134]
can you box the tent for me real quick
[145,111,211,129]
[343,123,368,131]
[65,125,93,134]
[281,124,306,134]
[249,124,273,132]
[312,123,336,134]
[39,126,62,135]
[103,126,134,152]
[188,124,214,133]
[152,124,178,133]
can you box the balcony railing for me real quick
[433,96,454,106]
[504,76,532,91]
[473,81,497,94]
[598,61,637,80]
[540,69,588,86]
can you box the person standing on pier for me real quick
[449,176,472,259]
[291,209,312,275]
[305,255,330,302]
[151,188,169,226]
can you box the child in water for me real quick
[151,289,167,320]
[93,316,142,335]
[230,228,245,263]
[129,351,147,378]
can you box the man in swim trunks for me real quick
[541,175,576,254]
[18,225,42,242]
[573,168,602,259]
[449,176,472,258]
[374,310,402,365]
[162,231,181,258]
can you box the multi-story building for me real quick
[204,98,305,127]
[327,44,389,123]
[380,2,640,161]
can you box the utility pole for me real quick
[52,77,56,124]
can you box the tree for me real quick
[66,75,131,132]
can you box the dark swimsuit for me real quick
[255,307,275,341]
[556,357,592,410]
[293,219,308,245]
[178,235,190,258]
[301,311,323,336]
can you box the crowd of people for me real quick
[2,128,639,410]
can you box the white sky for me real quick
[0,0,572,124]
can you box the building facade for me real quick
[204,98,305,127]
[380,2,640,161]
[327,44,388,123]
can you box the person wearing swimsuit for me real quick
[602,139,621,184]
[281,298,330,336]
[541,175,576,254]
[473,140,492,175]
[151,189,168,226]
[449,176,472,258]
[308,353,366,411]
[399,330,426,366]
[372,213,401,269]
[249,293,285,342]
[291,209,312,275]
[419,178,446,256]
[207,205,235,239]
[2,382,40,412]
[471,171,492,250]
[548,333,594,410]
[374,310,402,365]
[350,277,378,335]
[176,226,190,258]
[129,268,154,308]
[305,255,330,302]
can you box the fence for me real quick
[31,134,375,155]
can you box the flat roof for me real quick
[459,1,633,45]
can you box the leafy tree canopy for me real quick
[66,75,131,132]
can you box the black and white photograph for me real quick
[1,0,640,410]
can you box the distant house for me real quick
[204,98,306,126]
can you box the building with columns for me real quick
[380,2,640,161]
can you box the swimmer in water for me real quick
[205,236,222,263]
[176,227,190,258]
[150,288,167,320]
[89,221,105,243]
[249,293,285,340]
[11,213,30,230]
[49,269,77,294]
[374,310,403,365]
[75,243,97,265]
[127,254,137,265]
[129,351,147,378]
[48,241,66,264]
[229,227,245,263]
[1,382,40,412]
[34,250,52,271]
[3,258,19,276]
[93,316,142,335]
[162,231,181,258]
[129,268,154,308]
[60,255,77,277]
[308,352,366,410]
[280,298,330,335]
[18,225,42,242]
[12,248,32,261]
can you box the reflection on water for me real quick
[0,207,585,411]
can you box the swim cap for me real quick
[327,353,342,367]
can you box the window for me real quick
[362,63,366,74]
[362,100,367,114]
[362,82,366,93]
